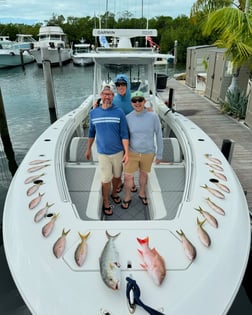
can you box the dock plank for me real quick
[159,79,252,210]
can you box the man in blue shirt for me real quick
[85,84,129,216]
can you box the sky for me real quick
[0,0,196,25]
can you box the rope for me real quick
[126,277,166,315]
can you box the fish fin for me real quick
[140,263,148,270]
[106,230,120,239]
[137,249,143,256]
[78,231,90,240]
[137,236,149,245]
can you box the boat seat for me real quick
[162,137,182,163]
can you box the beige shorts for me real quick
[98,151,123,183]
[124,151,155,174]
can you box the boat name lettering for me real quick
[97,30,116,35]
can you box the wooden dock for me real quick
[158,78,252,211]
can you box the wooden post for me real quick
[41,48,57,123]
[0,88,18,176]
[20,49,25,71]
[57,47,62,67]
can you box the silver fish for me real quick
[205,154,222,165]
[34,202,54,223]
[24,173,45,184]
[42,213,59,237]
[176,230,196,261]
[53,228,70,258]
[26,182,44,196]
[213,182,230,193]
[99,230,121,290]
[197,218,211,247]
[29,192,45,209]
[74,231,91,267]
[209,170,227,182]
[195,206,218,228]
[205,163,224,172]
[27,164,50,173]
[29,159,50,165]
[201,184,225,199]
[205,197,225,215]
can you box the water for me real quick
[0,61,184,221]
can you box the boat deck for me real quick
[158,78,252,211]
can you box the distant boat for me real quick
[0,36,35,69]
[71,43,94,66]
[30,26,71,67]
[14,34,37,50]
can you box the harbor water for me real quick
[0,61,184,224]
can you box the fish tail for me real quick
[46,202,55,208]
[105,230,120,239]
[176,229,184,236]
[137,236,149,245]
[197,217,206,226]
[63,228,71,236]
[78,231,90,240]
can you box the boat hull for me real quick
[0,51,34,68]
[30,48,71,66]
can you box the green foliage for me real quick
[0,10,214,64]
[220,87,248,119]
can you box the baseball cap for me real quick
[131,91,145,99]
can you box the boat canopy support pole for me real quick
[41,48,57,124]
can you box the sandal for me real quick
[131,185,138,193]
[102,205,113,216]
[138,195,148,206]
[116,183,124,193]
[111,194,121,204]
[121,200,132,209]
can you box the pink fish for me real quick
[201,184,225,199]
[205,197,225,215]
[42,213,59,237]
[176,230,196,261]
[209,170,227,182]
[195,206,218,228]
[197,218,211,247]
[75,231,91,266]
[26,182,44,196]
[29,159,50,165]
[205,154,222,165]
[27,164,50,173]
[24,173,45,184]
[34,202,54,223]
[213,182,230,193]
[29,192,45,209]
[53,228,70,258]
[205,163,224,172]
[137,236,166,286]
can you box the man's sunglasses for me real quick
[115,82,127,87]
[132,97,144,103]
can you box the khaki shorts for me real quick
[98,151,123,183]
[124,151,155,174]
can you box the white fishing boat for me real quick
[3,29,251,315]
[29,26,71,66]
[71,42,94,66]
[0,36,35,69]
[14,34,37,50]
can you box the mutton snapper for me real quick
[99,230,121,290]
[137,236,166,286]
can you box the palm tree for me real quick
[202,1,252,92]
